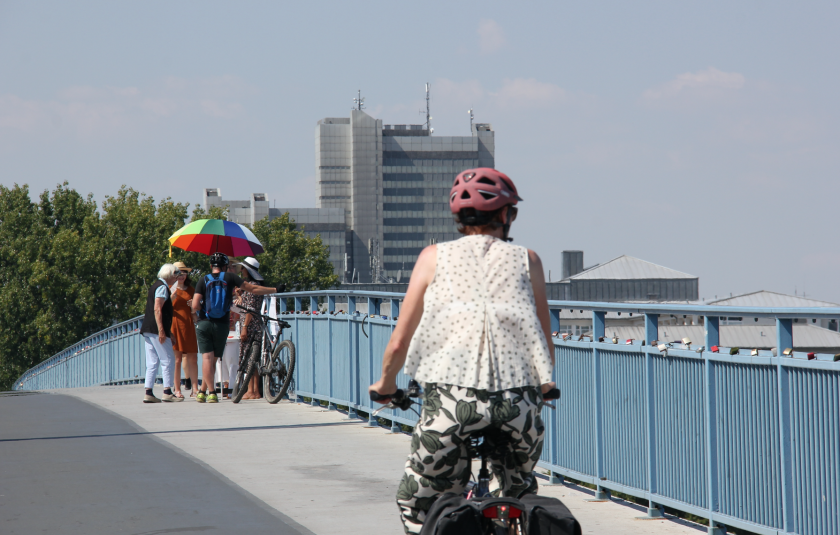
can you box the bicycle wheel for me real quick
[232,341,259,404]
[263,339,295,404]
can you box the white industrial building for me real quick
[555,289,840,352]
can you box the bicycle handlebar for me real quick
[543,387,561,400]
[369,388,404,403]
[369,388,413,411]
[237,305,291,328]
[370,385,560,409]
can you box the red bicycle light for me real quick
[807,352,816,360]
[481,505,522,519]
[711,345,720,353]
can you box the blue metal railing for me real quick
[275,291,840,535]
[14,290,840,535]
[13,316,148,390]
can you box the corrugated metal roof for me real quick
[568,255,696,281]
[593,324,840,351]
[708,290,839,308]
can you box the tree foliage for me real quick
[0,184,336,390]
[252,212,339,290]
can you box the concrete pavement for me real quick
[0,390,309,535]
[2,386,706,534]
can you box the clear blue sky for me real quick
[1,1,838,302]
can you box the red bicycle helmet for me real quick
[449,168,522,214]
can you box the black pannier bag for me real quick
[519,493,582,535]
[419,493,484,535]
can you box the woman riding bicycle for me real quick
[369,168,556,534]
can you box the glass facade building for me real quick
[315,111,495,282]
[204,110,495,283]
[204,189,348,277]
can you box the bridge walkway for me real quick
[2,385,704,535]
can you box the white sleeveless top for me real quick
[403,235,553,391]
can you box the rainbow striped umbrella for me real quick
[168,219,264,257]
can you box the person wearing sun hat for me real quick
[234,257,267,399]
[170,261,199,398]
[236,257,264,282]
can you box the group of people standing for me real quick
[140,253,281,404]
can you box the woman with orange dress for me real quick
[170,261,199,398]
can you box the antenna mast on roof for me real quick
[353,89,365,111]
[420,83,433,134]
[468,107,474,130]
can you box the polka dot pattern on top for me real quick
[404,234,553,391]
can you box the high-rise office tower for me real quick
[315,110,495,282]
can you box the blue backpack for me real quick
[203,273,229,319]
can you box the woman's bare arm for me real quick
[528,249,555,368]
[369,245,437,399]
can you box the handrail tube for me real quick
[543,300,840,319]
[270,293,840,318]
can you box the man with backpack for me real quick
[191,252,283,403]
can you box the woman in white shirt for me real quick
[370,168,555,534]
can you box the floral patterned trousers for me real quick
[396,383,545,534]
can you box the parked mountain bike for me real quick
[232,305,295,404]
[370,384,580,535]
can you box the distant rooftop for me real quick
[708,290,839,308]
[568,255,696,281]
[605,324,840,352]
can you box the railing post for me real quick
[292,297,302,402]
[279,296,287,313]
[644,313,661,516]
[364,308,379,428]
[347,295,359,419]
[704,316,720,350]
[327,294,336,410]
[108,333,112,385]
[704,352,720,533]
[310,296,319,407]
[776,318,793,355]
[645,313,658,346]
[368,297,381,315]
[776,317,794,533]
[390,298,400,320]
[550,308,560,333]
[592,311,607,500]
[592,311,606,340]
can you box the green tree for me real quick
[96,186,191,317]
[189,203,228,222]
[0,184,49,388]
[0,183,105,388]
[252,212,339,290]
[0,185,339,390]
